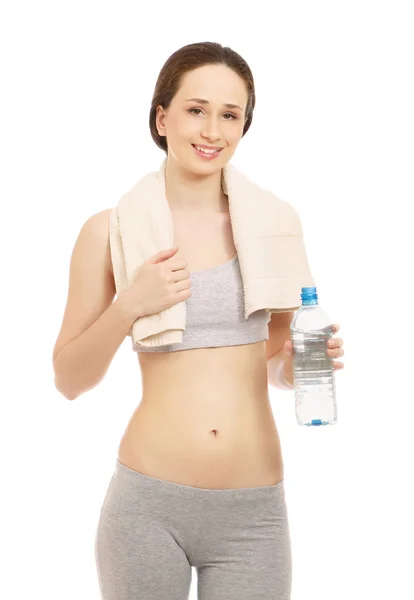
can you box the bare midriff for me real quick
[117,341,284,490]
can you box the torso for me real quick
[114,208,284,489]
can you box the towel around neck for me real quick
[109,158,316,348]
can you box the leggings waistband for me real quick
[115,458,285,503]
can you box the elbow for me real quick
[267,376,293,391]
[53,364,81,400]
[267,367,279,389]
[53,356,89,401]
[267,375,286,390]
[266,352,283,389]
[267,352,294,391]
[53,353,76,400]
[54,371,102,401]
[54,375,78,401]
[267,376,279,390]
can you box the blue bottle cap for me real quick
[301,287,318,304]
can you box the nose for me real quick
[201,116,222,143]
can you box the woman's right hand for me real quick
[120,246,191,319]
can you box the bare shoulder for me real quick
[82,208,114,277]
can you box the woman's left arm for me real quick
[266,311,297,390]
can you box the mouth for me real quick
[191,144,224,160]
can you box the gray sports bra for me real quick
[135,254,271,353]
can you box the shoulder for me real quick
[79,208,114,277]
[243,168,305,233]
[81,208,113,242]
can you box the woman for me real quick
[53,42,344,600]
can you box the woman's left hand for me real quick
[284,323,345,370]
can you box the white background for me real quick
[1,1,413,599]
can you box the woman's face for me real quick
[156,64,249,175]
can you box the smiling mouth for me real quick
[191,144,224,155]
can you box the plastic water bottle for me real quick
[290,287,337,427]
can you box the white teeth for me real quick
[194,145,220,154]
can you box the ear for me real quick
[155,105,167,137]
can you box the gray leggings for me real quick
[95,459,292,599]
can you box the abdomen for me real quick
[118,342,284,489]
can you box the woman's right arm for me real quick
[52,209,140,401]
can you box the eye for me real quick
[188,108,237,120]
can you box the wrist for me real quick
[115,291,143,323]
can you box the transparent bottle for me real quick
[289,287,337,426]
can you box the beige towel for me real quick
[109,158,316,349]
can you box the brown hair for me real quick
[149,42,256,153]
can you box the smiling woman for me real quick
[186,106,238,157]
[148,43,255,162]
[52,41,301,599]
[152,61,251,176]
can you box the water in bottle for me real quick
[290,287,337,426]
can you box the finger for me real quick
[333,361,344,369]
[148,246,179,264]
[172,278,192,294]
[173,267,190,281]
[327,338,343,349]
[170,258,189,272]
[327,348,344,358]
[331,324,340,333]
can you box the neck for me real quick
[163,155,229,214]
